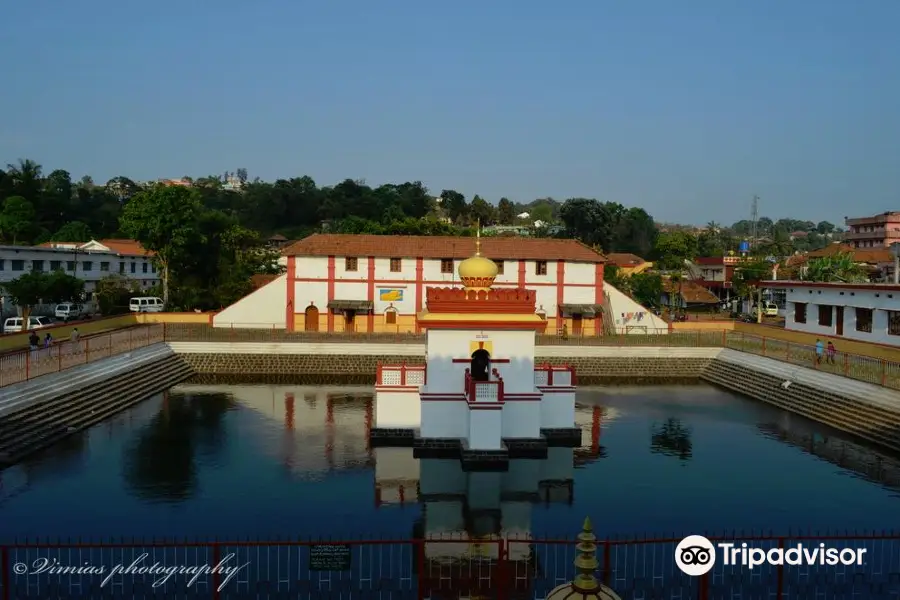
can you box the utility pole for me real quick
[750,195,759,248]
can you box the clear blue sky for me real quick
[3,0,898,226]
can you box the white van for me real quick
[129,297,165,313]
[4,316,54,333]
[55,303,89,321]
[753,301,779,317]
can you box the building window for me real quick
[11,260,24,272]
[68,261,77,271]
[817,304,832,327]
[100,262,110,272]
[440,259,454,274]
[0,260,4,270]
[32,260,44,272]
[50,261,61,271]
[385,310,397,325]
[856,307,873,333]
[390,258,402,273]
[82,261,93,271]
[151,264,156,273]
[536,261,548,276]
[794,302,807,323]
[889,311,900,336]
[131,262,136,273]
[493,260,504,275]
[345,257,358,272]
[119,262,126,273]
[143,263,148,273]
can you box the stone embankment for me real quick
[0,344,193,467]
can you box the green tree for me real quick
[805,253,867,283]
[120,185,204,306]
[469,195,496,226]
[43,270,84,303]
[51,221,93,242]
[630,272,664,308]
[653,231,698,271]
[0,196,36,244]
[440,189,468,224]
[95,275,140,315]
[497,198,516,225]
[731,260,772,320]
[4,271,49,322]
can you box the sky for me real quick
[2,0,898,227]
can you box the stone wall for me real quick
[178,352,708,385]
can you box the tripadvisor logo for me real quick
[675,535,867,576]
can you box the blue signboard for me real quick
[738,241,750,253]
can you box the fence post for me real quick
[776,538,785,600]
[697,330,701,346]
[843,354,849,376]
[129,329,134,350]
[762,337,767,356]
[108,332,112,357]
[416,538,427,600]
[58,344,62,372]
[85,339,90,364]
[786,341,790,361]
[882,361,887,386]
[211,543,221,600]
[2,545,10,600]
[721,329,726,346]
[163,321,167,341]
[496,538,508,600]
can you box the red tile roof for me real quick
[806,243,891,264]
[606,253,646,267]
[283,234,606,263]
[694,257,725,265]
[98,239,153,256]
[663,278,721,304]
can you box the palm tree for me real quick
[804,252,868,283]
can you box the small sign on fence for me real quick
[309,543,352,571]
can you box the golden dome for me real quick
[458,228,498,290]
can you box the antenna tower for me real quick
[750,195,759,246]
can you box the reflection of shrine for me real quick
[374,402,609,598]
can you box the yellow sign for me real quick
[469,340,493,356]
[379,289,403,302]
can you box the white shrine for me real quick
[370,235,581,468]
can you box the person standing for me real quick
[815,339,824,365]
[826,341,837,365]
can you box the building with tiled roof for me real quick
[661,278,721,309]
[1,239,159,295]
[605,253,652,275]
[215,234,609,335]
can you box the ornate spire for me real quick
[475,219,482,256]
[573,517,600,592]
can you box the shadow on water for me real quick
[121,392,234,503]
[650,418,693,461]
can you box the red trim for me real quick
[326,256,335,332]
[423,287,536,314]
[537,386,577,392]
[451,358,510,363]
[469,404,504,410]
[594,263,604,304]
[374,385,421,391]
[293,276,597,288]
[518,260,526,287]
[415,258,424,333]
[418,320,547,331]
[420,394,467,401]
[286,256,296,331]
[556,261,565,311]
[764,280,900,292]
[367,257,375,332]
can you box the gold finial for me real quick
[475,219,482,256]
[572,516,599,592]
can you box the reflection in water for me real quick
[758,419,900,492]
[121,392,233,503]
[2,383,900,539]
[650,418,692,460]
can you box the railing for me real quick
[0,532,897,599]
[376,362,427,386]
[464,368,504,403]
[534,364,577,387]
[0,324,166,388]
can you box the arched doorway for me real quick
[470,349,491,382]
[304,305,319,331]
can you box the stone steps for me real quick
[702,360,900,453]
[0,355,193,468]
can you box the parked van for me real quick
[129,297,164,313]
[753,301,779,317]
[3,316,54,333]
[55,303,89,321]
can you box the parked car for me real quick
[55,303,89,321]
[129,296,165,313]
[752,302,779,317]
[3,316,54,333]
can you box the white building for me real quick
[765,280,900,346]
[213,233,667,334]
[0,239,159,307]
